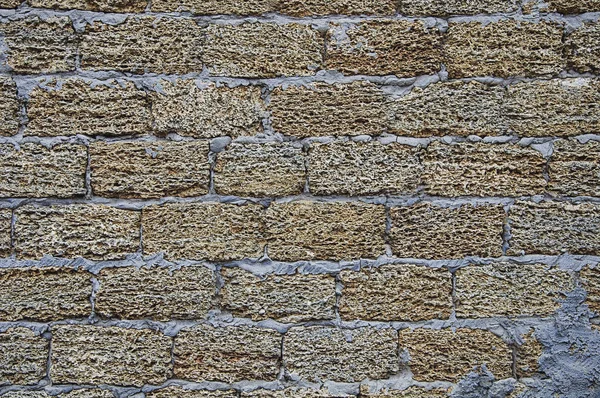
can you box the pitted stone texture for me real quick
[30,0,146,11]
[242,388,352,397]
[308,141,421,196]
[549,139,600,197]
[566,22,600,73]
[147,388,237,398]
[203,23,322,78]
[516,329,542,378]
[0,328,48,385]
[80,17,203,74]
[399,328,512,382]
[0,77,19,136]
[508,201,600,256]
[284,326,398,382]
[445,21,564,78]
[360,386,449,397]
[269,82,388,138]
[152,80,264,138]
[174,325,281,382]
[546,0,600,13]
[398,0,518,15]
[0,267,91,321]
[214,143,305,197]
[0,0,20,7]
[422,142,547,197]
[96,266,215,321]
[0,143,86,198]
[390,203,505,259]
[266,201,386,261]
[0,17,77,73]
[59,391,114,398]
[51,325,172,386]
[326,21,442,77]
[388,81,507,137]
[221,268,336,322]
[90,141,210,199]
[339,264,452,321]
[581,266,600,314]
[143,203,266,261]
[14,205,140,260]
[0,393,49,398]
[455,263,574,318]
[27,79,151,137]
[0,209,10,257]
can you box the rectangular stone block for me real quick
[360,386,449,397]
[445,21,564,78]
[422,142,547,197]
[0,17,77,73]
[326,21,442,77]
[0,327,48,385]
[566,22,600,73]
[269,82,388,138]
[388,81,507,137]
[284,326,398,382]
[147,387,237,398]
[455,263,574,318]
[0,0,20,7]
[142,202,266,261]
[508,201,600,256]
[221,268,336,322]
[90,141,210,199]
[308,141,421,196]
[549,139,600,197]
[58,390,114,398]
[339,264,452,322]
[399,328,512,382]
[516,329,542,378]
[51,325,172,386]
[242,388,351,397]
[0,267,92,321]
[390,203,505,259]
[30,0,147,11]
[0,77,19,136]
[27,79,151,137]
[96,266,215,321]
[214,143,306,197]
[545,0,600,13]
[398,0,519,15]
[581,266,600,314]
[505,78,600,137]
[174,325,281,382]
[14,205,140,260]
[0,209,10,257]
[266,201,386,261]
[0,143,87,198]
[152,80,264,138]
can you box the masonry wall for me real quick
[0,0,599,397]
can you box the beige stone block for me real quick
[566,22,600,73]
[147,387,237,398]
[398,0,518,15]
[0,209,10,257]
[0,328,48,385]
[30,0,146,11]
[0,77,19,136]
[549,139,600,196]
[581,266,600,314]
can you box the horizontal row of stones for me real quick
[0,17,599,78]
[0,200,599,261]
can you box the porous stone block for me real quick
[242,388,352,397]
[284,326,398,382]
[581,266,600,314]
[390,203,505,259]
[96,266,215,321]
[147,388,237,398]
[546,0,600,13]
[0,393,49,398]
[0,328,48,385]
[360,386,449,397]
[516,329,542,378]
[549,139,600,197]
[566,22,600,73]
[266,201,386,261]
[0,77,19,136]
[0,143,86,198]
[59,391,114,398]
[308,141,421,196]
[14,205,140,260]
[0,209,10,257]
[0,0,20,7]
[214,143,306,197]
[398,0,519,15]
[30,0,146,11]
[51,325,172,386]
[339,264,452,321]
[221,268,336,322]
[174,325,282,382]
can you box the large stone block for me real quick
[147,388,237,398]
[549,139,600,197]
[566,22,600,73]
[0,77,19,136]
[0,328,48,385]
[242,388,352,397]
[30,0,146,11]
[0,209,10,257]
[398,0,518,15]
[545,0,600,13]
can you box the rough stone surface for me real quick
[422,142,547,197]
[508,201,600,256]
[360,386,449,397]
[0,143,87,198]
[0,0,20,7]
[399,328,512,382]
[147,388,237,398]
[0,393,49,398]
[398,0,519,15]
[174,325,281,382]
[152,80,264,138]
[0,328,48,385]
[214,143,306,197]
[339,264,452,321]
[455,263,574,318]
[326,21,442,77]
[308,141,422,196]
[0,17,77,73]
[90,141,210,199]
[27,79,151,137]
[0,209,10,257]
[390,203,505,259]
[51,325,172,386]
[242,388,351,397]
[581,266,600,314]
[516,329,543,378]
[143,203,266,261]
[0,267,92,321]
[14,205,140,260]
[30,0,146,11]
[59,391,114,398]
[546,0,600,13]
[96,266,215,321]
[220,268,336,322]
[266,201,386,261]
[0,77,20,136]
[445,21,564,78]
[269,82,388,138]
[549,139,600,197]
[284,326,398,382]
[566,22,600,73]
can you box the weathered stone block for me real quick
[566,22,600,73]
[516,329,542,378]
[0,328,48,385]
[242,388,351,397]
[0,209,10,257]
[398,0,518,15]
[0,77,19,136]
[0,0,20,7]
[0,393,49,398]
[360,386,449,397]
[59,391,114,398]
[30,0,146,11]
[147,388,237,398]
[581,266,600,314]
[549,139,600,197]
[545,0,600,13]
